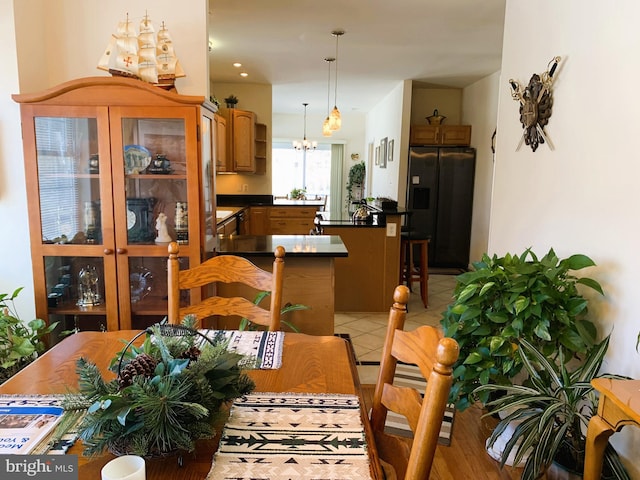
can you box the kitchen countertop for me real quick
[215,206,246,224]
[215,235,348,258]
[317,208,409,228]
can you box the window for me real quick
[272,142,331,204]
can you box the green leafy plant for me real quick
[475,336,630,480]
[346,161,366,205]
[441,248,602,411]
[224,95,238,106]
[0,287,58,383]
[68,316,255,457]
[238,291,309,332]
[289,187,306,200]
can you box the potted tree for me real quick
[441,248,602,411]
[475,336,630,479]
[0,287,58,383]
[346,161,365,211]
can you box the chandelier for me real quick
[293,103,317,151]
[329,30,344,131]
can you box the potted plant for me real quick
[346,161,365,207]
[238,291,309,332]
[224,95,238,108]
[0,287,58,383]
[475,336,630,479]
[289,187,306,200]
[67,316,255,457]
[441,248,602,411]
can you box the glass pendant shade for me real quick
[329,106,341,131]
[322,117,332,137]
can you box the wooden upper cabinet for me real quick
[229,109,256,172]
[214,113,228,172]
[221,109,266,174]
[410,125,471,146]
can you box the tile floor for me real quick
[334,274,458,383]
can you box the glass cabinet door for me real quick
[26,108,120,334]
[35,116,104,245]
[109,108,201,329]
[120,117,188,246]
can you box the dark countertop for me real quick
[217,194,325,208]
[318,207,409,228]
[215,235,348,258]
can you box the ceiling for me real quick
[208,0,505,115]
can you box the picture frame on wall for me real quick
[375,146,380,165]
[388,139,394,162]
[379,137,387,168]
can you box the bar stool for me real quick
[399,232,429,308]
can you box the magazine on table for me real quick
[0,396,64,454]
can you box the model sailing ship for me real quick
[97,12,186,90]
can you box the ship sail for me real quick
[156,21,186,85]
[97,12,185,89]
[137,14,158,84]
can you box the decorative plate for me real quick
[124,145,152,174]
[130,265,153,303]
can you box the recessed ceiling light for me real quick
[240,72,248,77]
[233,62,242,68]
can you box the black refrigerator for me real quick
[406,146,476,269]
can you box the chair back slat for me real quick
[369,285,459,480]
[167,242,285,331]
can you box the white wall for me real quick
[492,1,640,474]
[366,81,410,203]
[0,0,208,320]
[0,0,33,318]
[462,71,500,264]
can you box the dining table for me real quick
[0,330,383,480]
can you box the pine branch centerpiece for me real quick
[67,316,255,458]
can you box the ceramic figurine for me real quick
[154,212,172,244]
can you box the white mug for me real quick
[101,455,146,480]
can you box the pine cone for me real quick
[179,346,201,362]
[118,353,158,389]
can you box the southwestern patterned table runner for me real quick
[200,330,284,369]
[207,393,372,479]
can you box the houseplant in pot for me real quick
[474,336,630,479]
[441,248,602,411]
[0,287,58,383]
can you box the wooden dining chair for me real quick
[369,285,459,480]
[167,242,286,330]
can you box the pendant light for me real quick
[322,57,335,137]
[329,30,344,131]
[293,103,317,151]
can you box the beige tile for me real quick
[336,274,457,363]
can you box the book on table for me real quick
[0,396,64,454]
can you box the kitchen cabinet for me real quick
[213,113,228,172]
[13,76,215,336]
[409,125,471,146]
[269,206,316,234]
[224,109,266,174]
[249,206,269,235]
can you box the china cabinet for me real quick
[13,77,216,336]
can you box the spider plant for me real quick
[475,335,630,480]
[238,291,309,332]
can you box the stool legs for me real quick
[399,238,429,308]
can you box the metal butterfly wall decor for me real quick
[509,56,561,152]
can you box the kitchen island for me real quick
[319,209,407,312]
[213,235,347,335]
